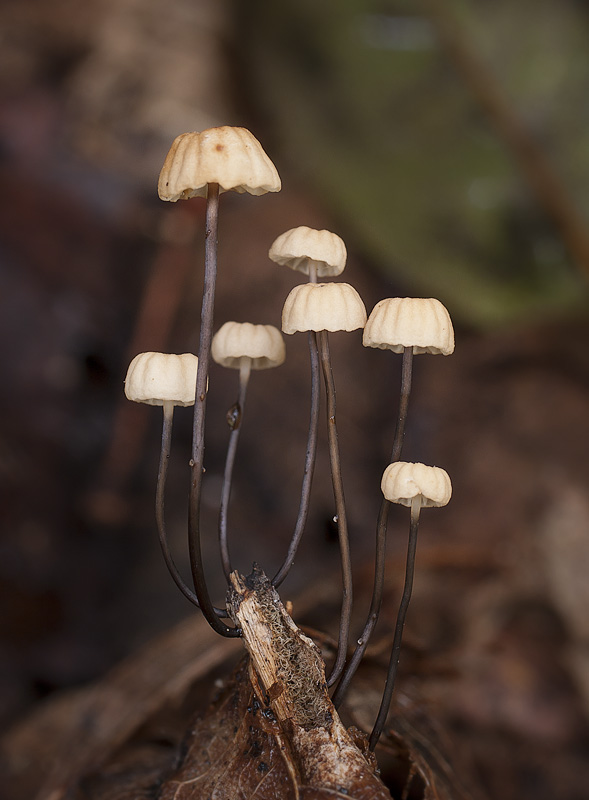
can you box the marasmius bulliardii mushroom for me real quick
[211,322,285,580]
[157,126,280,637]
[124,353,226,619]
[280,279,367,687]
[369,462,451,749]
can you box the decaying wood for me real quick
[228,566,393,799]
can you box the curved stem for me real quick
[188,182,240,638]
[318,330,353,687]
[272,331,320,587]
[219,359,252,581]
[156,402,229,615]
[333,346,414,704]
[369,497,421,750]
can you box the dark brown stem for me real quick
[318,330,353,687]
[219,359,251,581]
[272,331,320,587]
[156,401,229,615]
[369,498,421,750]
[188,182,240,638]
[333,346,413,706]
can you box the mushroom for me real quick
[279,280,367,687]
[157,126,281,637]
[124,353,225,618]
[211,323,285,579]
[269,225,347,282]
[370,462,451,749]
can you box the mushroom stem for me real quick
[391,346,414,462]
[272,331,320,587]
[188,182,240,638]
[318,330,353,687]
[333,346,414,705]
[219,358,252,581]
[369,496,421,750]
[332,498,389,707]
[156,401,230,615]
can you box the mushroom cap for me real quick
[212,322,285,369]
[158,127,281,201]
[269,226,347,277]
[363,298,454,355]
[381,462,452,508]
[125,352,198,407]
[282,283,367,334]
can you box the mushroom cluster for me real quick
[123,125,455,750]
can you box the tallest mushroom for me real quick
[158,126,281,637]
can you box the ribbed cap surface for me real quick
[363,298,454,355]
[158,127,281,201]
[124,352,198,406]
[269,226,346,277]
[282,283,367,333]
[212,322,285,369]
[381,462,452,508]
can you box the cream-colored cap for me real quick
[363,298,454,355]
[158,127,281,201]
[269,226,347,277]
[212,322,285,369]
[124,352,198,407]
[282,283,367,334]
[381,462,452,508]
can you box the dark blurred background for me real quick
[1,1,589,798]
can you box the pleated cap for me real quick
[282,283,367,333]
[381,462,452,508]
[158,127,281,201]
[363,298,454,355]
[125,352,198,407]
[212,322,285,369]
[269,226,347,277]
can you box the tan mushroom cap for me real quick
[363,298,454,355]
[381,462,452,508]
[282,283,367,334]
[158,127,281,201]
[125,352,199,407]
[212,322,285,369]
[269,226,347,277]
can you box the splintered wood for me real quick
[228,566,392,799]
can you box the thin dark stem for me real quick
[188,182,240,638]
[156,401,229,616]
[219,359,251,581]
[318,330,353,687]
[369,498,421,750]
[391,347,413,462]
[332,498,389,707]
[333,346,414,704]
[272,331,320,587]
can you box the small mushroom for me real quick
[211,322,285,579]
[156,126,281,638]
[280,281,366,687]
[124,352,229,614]
[369,461,452,750]
[269,226,346,281]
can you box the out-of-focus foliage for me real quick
[240,0,589,326]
